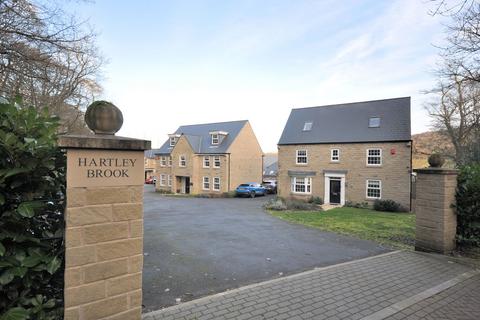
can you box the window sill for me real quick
[291,192,312,195]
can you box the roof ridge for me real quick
[178,119,248,128]
[292,97,410,111]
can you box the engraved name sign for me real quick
[67,149,144,187]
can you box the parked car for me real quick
[262,181,277,194]
[145,177,154,184]
[235,183,267,198]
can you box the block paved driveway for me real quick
[142,185,388,312]
[143,251,479,320]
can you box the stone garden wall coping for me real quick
[414,168,459,175]
[59,134,151,151]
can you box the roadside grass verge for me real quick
[269,207,415,250]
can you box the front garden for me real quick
[269,206,415,250]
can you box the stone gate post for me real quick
[59,102,150,319]
[414,167,458,254]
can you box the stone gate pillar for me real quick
[59,102,150,319]
[414,167,458,254]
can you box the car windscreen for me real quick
[239,184,250,187]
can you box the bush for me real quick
[308,196,324,205]
[455,164,480,247]
[344,201,370,209]
[285,199,321,211]
[263,198,288,211]
[156,189,173,194]
[0,99,65,319]
[373,199,407,212]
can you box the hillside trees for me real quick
[427,0,480,165]
[0,0,104,134]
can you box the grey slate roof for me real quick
[155,120,248,155]
[144,149,162,158]
[263,161,278,176]
[278,97,411,145]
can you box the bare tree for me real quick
[430,0,480,83]
[0,0,104,134]
[425,71,480,165]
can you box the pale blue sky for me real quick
[69,0,448,152]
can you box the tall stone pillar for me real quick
[59,102,150,319]
[414,167,458,254]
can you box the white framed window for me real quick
[366,180,381,199]
[169,137,177,147]
[296,150,308,164]
[213,156,221,168]
[213,177,220,191]
[203,176,210,190]
[179,155,186,167]
[367,148,382,166]
[303,122,313,131]
[168,156,172,167]
[331,149,340,162]
[203,156,210,168]
[291,177,312,194]
[160,174,167,186]
[160,156,167,167]
[167,175,172,187]
[211,134,219,145]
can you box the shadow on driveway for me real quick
[142,185,389,312]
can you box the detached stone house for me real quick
[144,149,160,180]
[277,97,412,209]
[155,120,263,194]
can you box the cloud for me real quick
[87,0,448,152]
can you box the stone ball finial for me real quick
[85,101,123,135]
[428,153,445,168]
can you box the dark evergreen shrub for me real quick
[373,199,407,212]
[0,99,65,319]
[455,164,480,247]
[308,196,324,205]
[285,199,320,211]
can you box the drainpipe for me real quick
[227,153,231,192]
[262,154,265,183]
[409,140,413,212]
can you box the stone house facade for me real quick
[155,120,263,195]
[144,149,159,180]
[277,97,412,209]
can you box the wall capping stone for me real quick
[414,168,459,175]
[59,134,151,151]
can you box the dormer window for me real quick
[168,134,181,147]
[369,117,380,128]
[303,122,313,131]
[209,131,228,146]
[211,133,219,145]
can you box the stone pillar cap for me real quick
[58,134,151,151]
[413,168,459,175]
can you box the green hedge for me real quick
[455,164,480,247]
[0,100,65,319]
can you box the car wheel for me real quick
[250,191,256,198]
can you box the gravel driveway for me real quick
[142,185,388,312]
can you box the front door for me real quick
[329,179,341,204]
[185,177,190,194]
